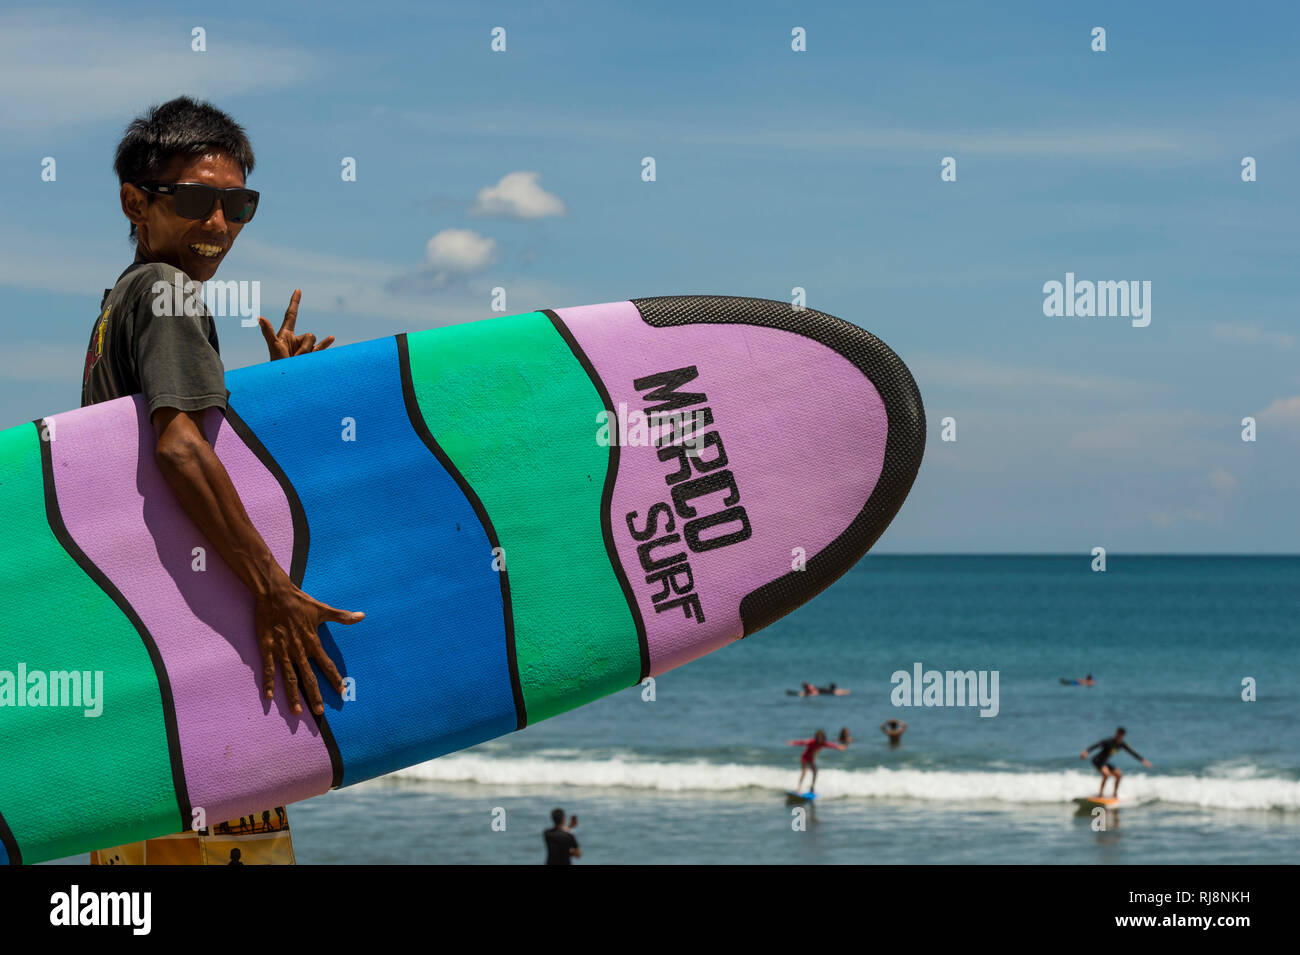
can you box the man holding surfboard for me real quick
[1080,727,1152,798]
[82,96,363,864]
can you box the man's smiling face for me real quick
[123,151,248,282]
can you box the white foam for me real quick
[383,755,1300,812]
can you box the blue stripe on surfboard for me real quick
[224,337,517,784]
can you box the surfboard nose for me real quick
[628,295,926,635]
[555,295,925,675]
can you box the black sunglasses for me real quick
[136,182,260,224]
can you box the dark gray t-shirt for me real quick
[81,258,230,415]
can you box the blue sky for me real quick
[1,1,1296,552]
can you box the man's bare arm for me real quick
[152,406,363,715]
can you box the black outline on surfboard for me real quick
[33,416,192,833]
[543,310,652,683]
[627,296,927,636]
[394,334,527,731]
[0,806,21,865]
[222,403,346,789]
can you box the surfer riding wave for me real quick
[788,727,851,794]
[1080,726,1152,798]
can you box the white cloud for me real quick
[1212,323,1294,349]
[471,172,566,219]
[425,229,497,272]
[1258,395,1300,426]
[1208,469,1237,493]
[375,106,1201,160]
[0,10,316,139]
[912,356,1149,398]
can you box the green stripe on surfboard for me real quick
[0,421,180,860]
[405,312,639,723]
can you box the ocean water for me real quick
[55,555,1300,865]
[288,555,1299,865]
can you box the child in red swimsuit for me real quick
[788,727,852,794]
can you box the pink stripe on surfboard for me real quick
[47,397,334,822]
[557,301,888,675]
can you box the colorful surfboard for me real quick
[0,295,924,864]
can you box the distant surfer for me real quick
[1080,727,1152,797]
[880,719,907,746]
[816,682,850,696]
[544,808,581,865]
[1060,674,1096,687]
[788,728,851,794]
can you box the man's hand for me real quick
[256,569,364,716]
[258,289,336,361]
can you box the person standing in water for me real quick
[543,808,580,865]
[1080,726,1152,797]
[881,719,907,746]
[788,728,851,794]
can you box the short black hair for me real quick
[551,808,565,826]
[113,96,255,243]
[1116,726,1126,735]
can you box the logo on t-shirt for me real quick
[83,305,110,385]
